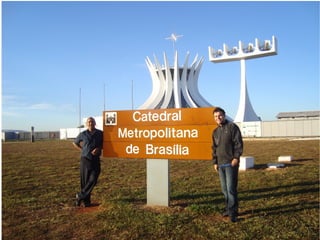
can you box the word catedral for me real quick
[132,110,182,122]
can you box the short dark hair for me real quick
[213,107,226,116]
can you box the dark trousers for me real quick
[79,157,101,204]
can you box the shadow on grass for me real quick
[115,196,146,205]
[114,192,223,211]
[240,180,319,195]
[241,201,319,217]
[170,181,319,215]
[170,192,222,207]
[252,161,313,170]
[113,180,319,216]
[239,180,319,216]
[292,158,314,162]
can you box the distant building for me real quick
[1,130,24,141]
[236,110,320,137]
[2,130,59,141]
[276,111,320,120]
[59,116,103,140]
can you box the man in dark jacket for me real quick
[212,107,243,222]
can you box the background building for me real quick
[236,111,319,138]
[276,111,320,120]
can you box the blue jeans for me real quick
[218,164,239,216]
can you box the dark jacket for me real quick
[212,120,243,165]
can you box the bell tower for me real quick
[208,36,277,122]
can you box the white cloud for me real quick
[2,111,21,117]
[28,103,54,110]
[3,94,75,112]
[2,95,21,105]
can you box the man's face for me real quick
[86,118,96,130]
[214,111,225,126]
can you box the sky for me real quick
[2,1,319,131]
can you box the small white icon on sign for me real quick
[105,112,117,126]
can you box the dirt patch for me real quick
[75,203,102,214]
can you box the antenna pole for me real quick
[79,88,81,131]
[131,80,134,110]
[103,83,106,111]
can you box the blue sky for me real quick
[2,1,319,131]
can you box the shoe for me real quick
[84,201,91,207]
[222,211,229,217]
[75,193,81,207]
[230,215,238,223]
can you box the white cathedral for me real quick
[139,51,211,109]
[139,35,277,123]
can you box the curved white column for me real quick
[139,57,164,109]
[188,58,212,107]
[160,53,173,109]
[173,51,181,108]
[180,52,198,108]
[234,60,260,122]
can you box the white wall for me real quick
[236,119,320,138]
[60,116,103,140]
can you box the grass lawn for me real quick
[2,139,319,239]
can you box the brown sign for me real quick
[103,107,217,160]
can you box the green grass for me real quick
[2,139,319,239]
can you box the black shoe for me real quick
[84,201,91,207]
[230,215,238,223]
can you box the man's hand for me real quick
[231,158,239,167]
[91,148,101,156]
[214,164,219,172]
